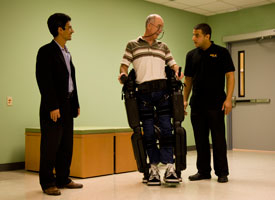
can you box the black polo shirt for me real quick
[184,42,235,109]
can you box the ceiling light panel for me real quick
[163,1,190,9]
[199,1,236,12]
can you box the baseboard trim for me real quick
[186,145,213,151]
[187,145,196,151]
[0,162,25,171]
[0,146,197,172]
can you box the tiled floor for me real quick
[1,150,275,200]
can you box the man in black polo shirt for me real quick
[184,23,235,183]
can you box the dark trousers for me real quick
[137,90,173,164]
[39,99,73,190]
[191,108,229,177]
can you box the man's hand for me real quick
[50,109,60,122]
[222,99,232,115]
[184,101,188,115]
[77,108,80,117]
[172,65,184,80]
[119,64,129,84]
[176,71,184,80]
[118,72,127,84]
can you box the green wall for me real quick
[0,0,205,164]
[1,0,274,165]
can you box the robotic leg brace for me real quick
[121,68,187,181]
[166,66,187,178]
[121,70,150,180]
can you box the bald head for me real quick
[145,14,163,28]
[143,14,164,41]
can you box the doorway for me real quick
[229,37,275,151]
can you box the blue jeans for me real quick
[137,90,173,164]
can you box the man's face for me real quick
[192,29,209,48]
[148,17,164,39]
[59,21,74,41]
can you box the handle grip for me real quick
[178,67,182,77]
[120,74,128,84]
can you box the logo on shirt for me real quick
[210,54,217,57]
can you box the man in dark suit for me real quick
[36,13,82,196]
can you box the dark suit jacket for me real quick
[36,40,80,119]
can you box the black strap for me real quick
[137,79,167,93]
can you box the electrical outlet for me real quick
[7,96,13,106]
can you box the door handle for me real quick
[232,96,271,107]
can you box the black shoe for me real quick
[142,176,148,184]
[189,173,211,181]
[218,176,228,183]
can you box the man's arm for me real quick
[222,71,235,115]
[183,76,193,115]
[36,47,60,122]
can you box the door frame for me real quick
[223,29,275,150]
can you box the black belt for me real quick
[67,91,74,99]
[137,79,167,93]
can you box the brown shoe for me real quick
[43,186,61,195]
[189,173,211,181]
[63,180,83,189]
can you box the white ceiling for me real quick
[145,0,275,16]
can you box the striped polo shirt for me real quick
[121,36,176,84]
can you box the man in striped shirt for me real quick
[119,14,183,186]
